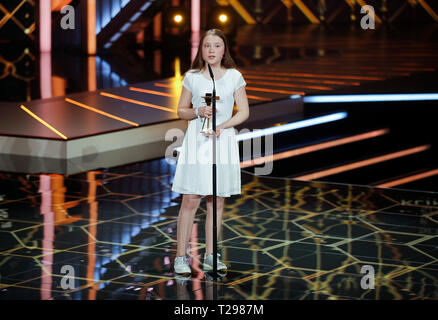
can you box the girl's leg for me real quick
[205,195,225,255]
[176,194,202,257]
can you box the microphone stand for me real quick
[207,63,218,282]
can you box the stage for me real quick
[1,5,438,300]
[0,163,437,300]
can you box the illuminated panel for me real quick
[20,105,68,139]
[376,168,438,188]
[65,98,139,126]
[240,129,389,168]
[237,112,348,141]
[100,92,177,113]
[294,145,430,181]
[174,112,348,153]
[304,93,438,103]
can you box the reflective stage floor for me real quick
[1,158,438,300]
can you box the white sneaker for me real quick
[203,253,227,271]
[175,274,191,286]
[174,256,191,274]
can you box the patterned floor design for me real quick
[0,158,437,300]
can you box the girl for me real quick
[171,29,249,274]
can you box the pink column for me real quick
[191,0,201,62]
[40,52,52,99]
[39,0,51,52]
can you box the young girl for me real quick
[171,29,249,274]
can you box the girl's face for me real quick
[201,35,225,67]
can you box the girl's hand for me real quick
[199,106,217,118]
[206,124,225,138]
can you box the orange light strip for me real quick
[246,94,272,101]
[246,86,305,95]
[20,105,68,140]
[100,92,176,113]
[154,82,273,101]
[376,168,438,188]
[65,98,139,127]
[244,74,360,86]
[294,145,430,181]
[243,71,384,81]
[240,129,389,168]
[246,80,333,90]
[129,87,175,97]
[153,82,176,88]
[418,0,438,22]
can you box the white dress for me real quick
[171,68,247,197]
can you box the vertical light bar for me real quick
[86,171,98,300]
[88,56,97,91]
[192,0,200,33]
[191,0,201,63]
[154,49,162,75]
[40,52,52,99]
[153,12,162,41]
[88,0,97,54]
[39,0,51,52]
[39,174,53,300]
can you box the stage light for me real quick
[207,6,235,35]
[219,14,228,23]
[164,6,189,38]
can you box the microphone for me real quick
[207,63,215,80]
[206,64,218,277]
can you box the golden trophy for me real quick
[200,93,220,136]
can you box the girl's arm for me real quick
[219,86,249,129]
[177,86,197,120]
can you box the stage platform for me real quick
[2,57,437,175]
[0,70,305,174]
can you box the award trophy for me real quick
[200,93,220,136]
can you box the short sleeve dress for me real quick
[171,68,247,197]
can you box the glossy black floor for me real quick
[1,158,438,300]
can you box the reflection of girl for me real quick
[171,29,249,275]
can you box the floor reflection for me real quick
[1,157,438,300]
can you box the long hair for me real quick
[189,29,236,72]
